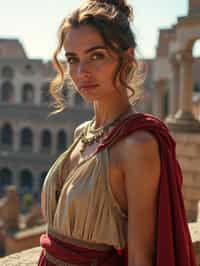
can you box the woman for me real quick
[38,0,196,265]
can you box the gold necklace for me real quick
[80,105,132,153]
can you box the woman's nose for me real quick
[77,62,91,80]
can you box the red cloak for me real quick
[96,112,197,266]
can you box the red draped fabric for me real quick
[38,233,123,265]
[97,112,197,266]
[39,112,197,266]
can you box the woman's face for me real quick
[63,25,122,102]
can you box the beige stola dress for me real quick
[41,121,128,250]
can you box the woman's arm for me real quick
[121,130,161,266]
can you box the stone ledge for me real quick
[0,247,41,266]
[1,222,200,265]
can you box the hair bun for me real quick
[97,0,133,20]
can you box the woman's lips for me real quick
[80,84,99,90]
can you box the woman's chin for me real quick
[81,94,100,102]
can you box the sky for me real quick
[0,0,199,61]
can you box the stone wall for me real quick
[173,132,200,222]
[0,246,41,266]
[5,224,45,255]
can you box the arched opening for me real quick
[1,81,14,103]
[41,129,52,152]
[193,39,200,58]
[41,82,51,104]
[1,123,13,149]
[1,66,14,80]
[20,128,33,151]
[0,168,12,195]
[24,64,33,74]
[22,83,35,104]
[57,130,67,152]
[19,169,33,193]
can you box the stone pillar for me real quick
[13,127,20,152]
[32,172,39,195]
[176,50,193,118]
[15,82,21,104]
[165,55,180,123]
[166,50,200,132]
[35,85,41,105]
[153,80,165,119]
[33,128,40,153]
[170,56,180,116]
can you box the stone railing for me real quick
[0,246,41,266]
[1,222,200,265]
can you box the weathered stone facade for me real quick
[0,38,93,198]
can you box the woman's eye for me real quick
[91,53,105,60]
[66,57,78,64]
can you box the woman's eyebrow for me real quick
[65,45,107,57]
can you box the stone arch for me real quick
[22,83,35,104]
[1,123,13,147]
[41,129,52,152]
[0,168,13,192]
[1,65,14,80]
[1,81,14,103]
[20,127,33,151]
[192,39,200,58]
[19,169,33,193]
[176,16,200,52]
[165,7,200,131]
[57,130,68,152]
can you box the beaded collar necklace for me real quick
[80,104,133,153]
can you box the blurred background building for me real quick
[0,38,93,201]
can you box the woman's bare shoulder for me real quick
[118,130,159,154]
[124,130,156,144]
[117,130,160,170]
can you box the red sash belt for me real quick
[38,232,124,266]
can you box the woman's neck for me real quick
[93,98,133,129]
